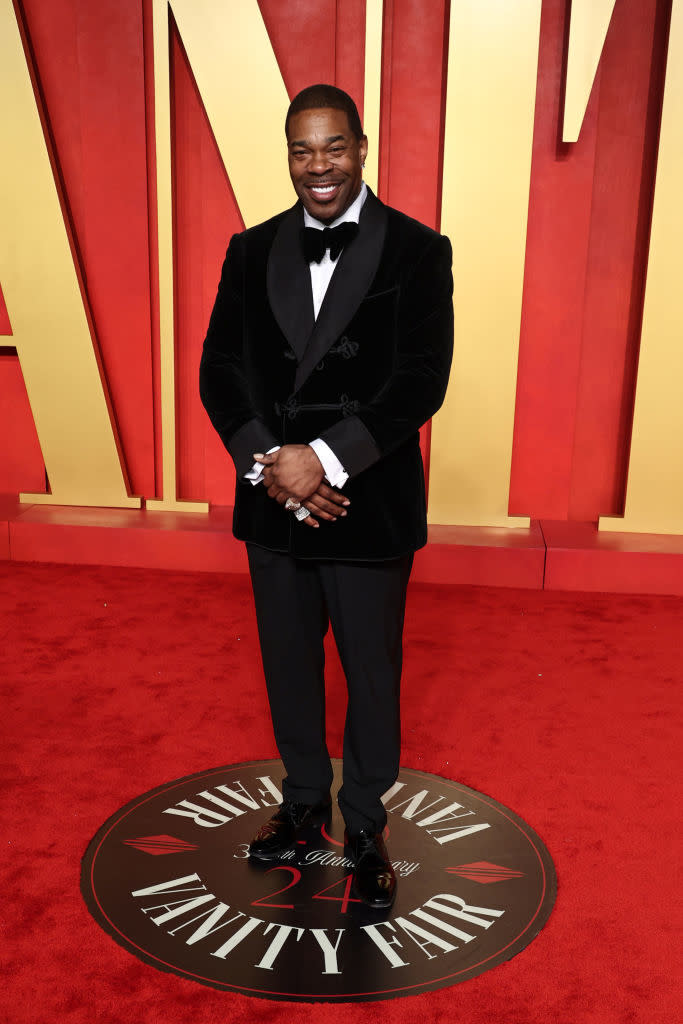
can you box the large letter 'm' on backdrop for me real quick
[0,0,139,508]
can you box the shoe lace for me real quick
[279,801,315,827]
[351,829,386,860]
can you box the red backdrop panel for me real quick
[0,284,10,335]
[0,353,45,495]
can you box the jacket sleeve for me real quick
[318,233,454,478]
[199,233,280,479]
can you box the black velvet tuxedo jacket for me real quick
[199,189,453,561]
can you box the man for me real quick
[200,84,452,909]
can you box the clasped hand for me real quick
[253,445,350,528]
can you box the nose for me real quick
[308,149,332,175]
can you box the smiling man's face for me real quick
[287,107,368,223]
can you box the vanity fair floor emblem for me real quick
[81,760,556,1002]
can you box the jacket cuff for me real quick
[227,418,280,479]
[318,415,381,479]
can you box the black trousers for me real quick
[246,543,413,834]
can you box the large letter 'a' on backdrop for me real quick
[0,0,139,508]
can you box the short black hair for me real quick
[285,84,364,141]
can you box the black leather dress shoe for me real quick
[248,796,331,861]
[346,830,396,909]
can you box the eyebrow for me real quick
[288,134,347,148]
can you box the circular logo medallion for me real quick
[81,760,556,1002]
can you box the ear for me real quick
[359,135,369,164]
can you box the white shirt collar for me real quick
[303,181,367,230]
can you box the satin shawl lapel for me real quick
[267,202,314,361]
[294,191,388,392]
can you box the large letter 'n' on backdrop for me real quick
[0,0,140,508]
[147,0,291,511]
[148,0,384,512]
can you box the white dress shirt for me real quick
[304,181,367,318]
[246,182,368,490]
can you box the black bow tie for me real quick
[301,221,359,264]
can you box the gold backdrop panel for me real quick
[562,0,618,143]
[363,0,383,194]
[429,0,541,528]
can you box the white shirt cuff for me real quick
[245,446,280,485]
[309,438,348,488]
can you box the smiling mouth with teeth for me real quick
[309,183,339,195]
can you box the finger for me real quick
[267,485,289,504]
[303,503,337,522]
[253,452,278,464]
[301,511,319,528]
[307,495,347,519]
[316,483,351,507]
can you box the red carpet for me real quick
[1,561,680,1022]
